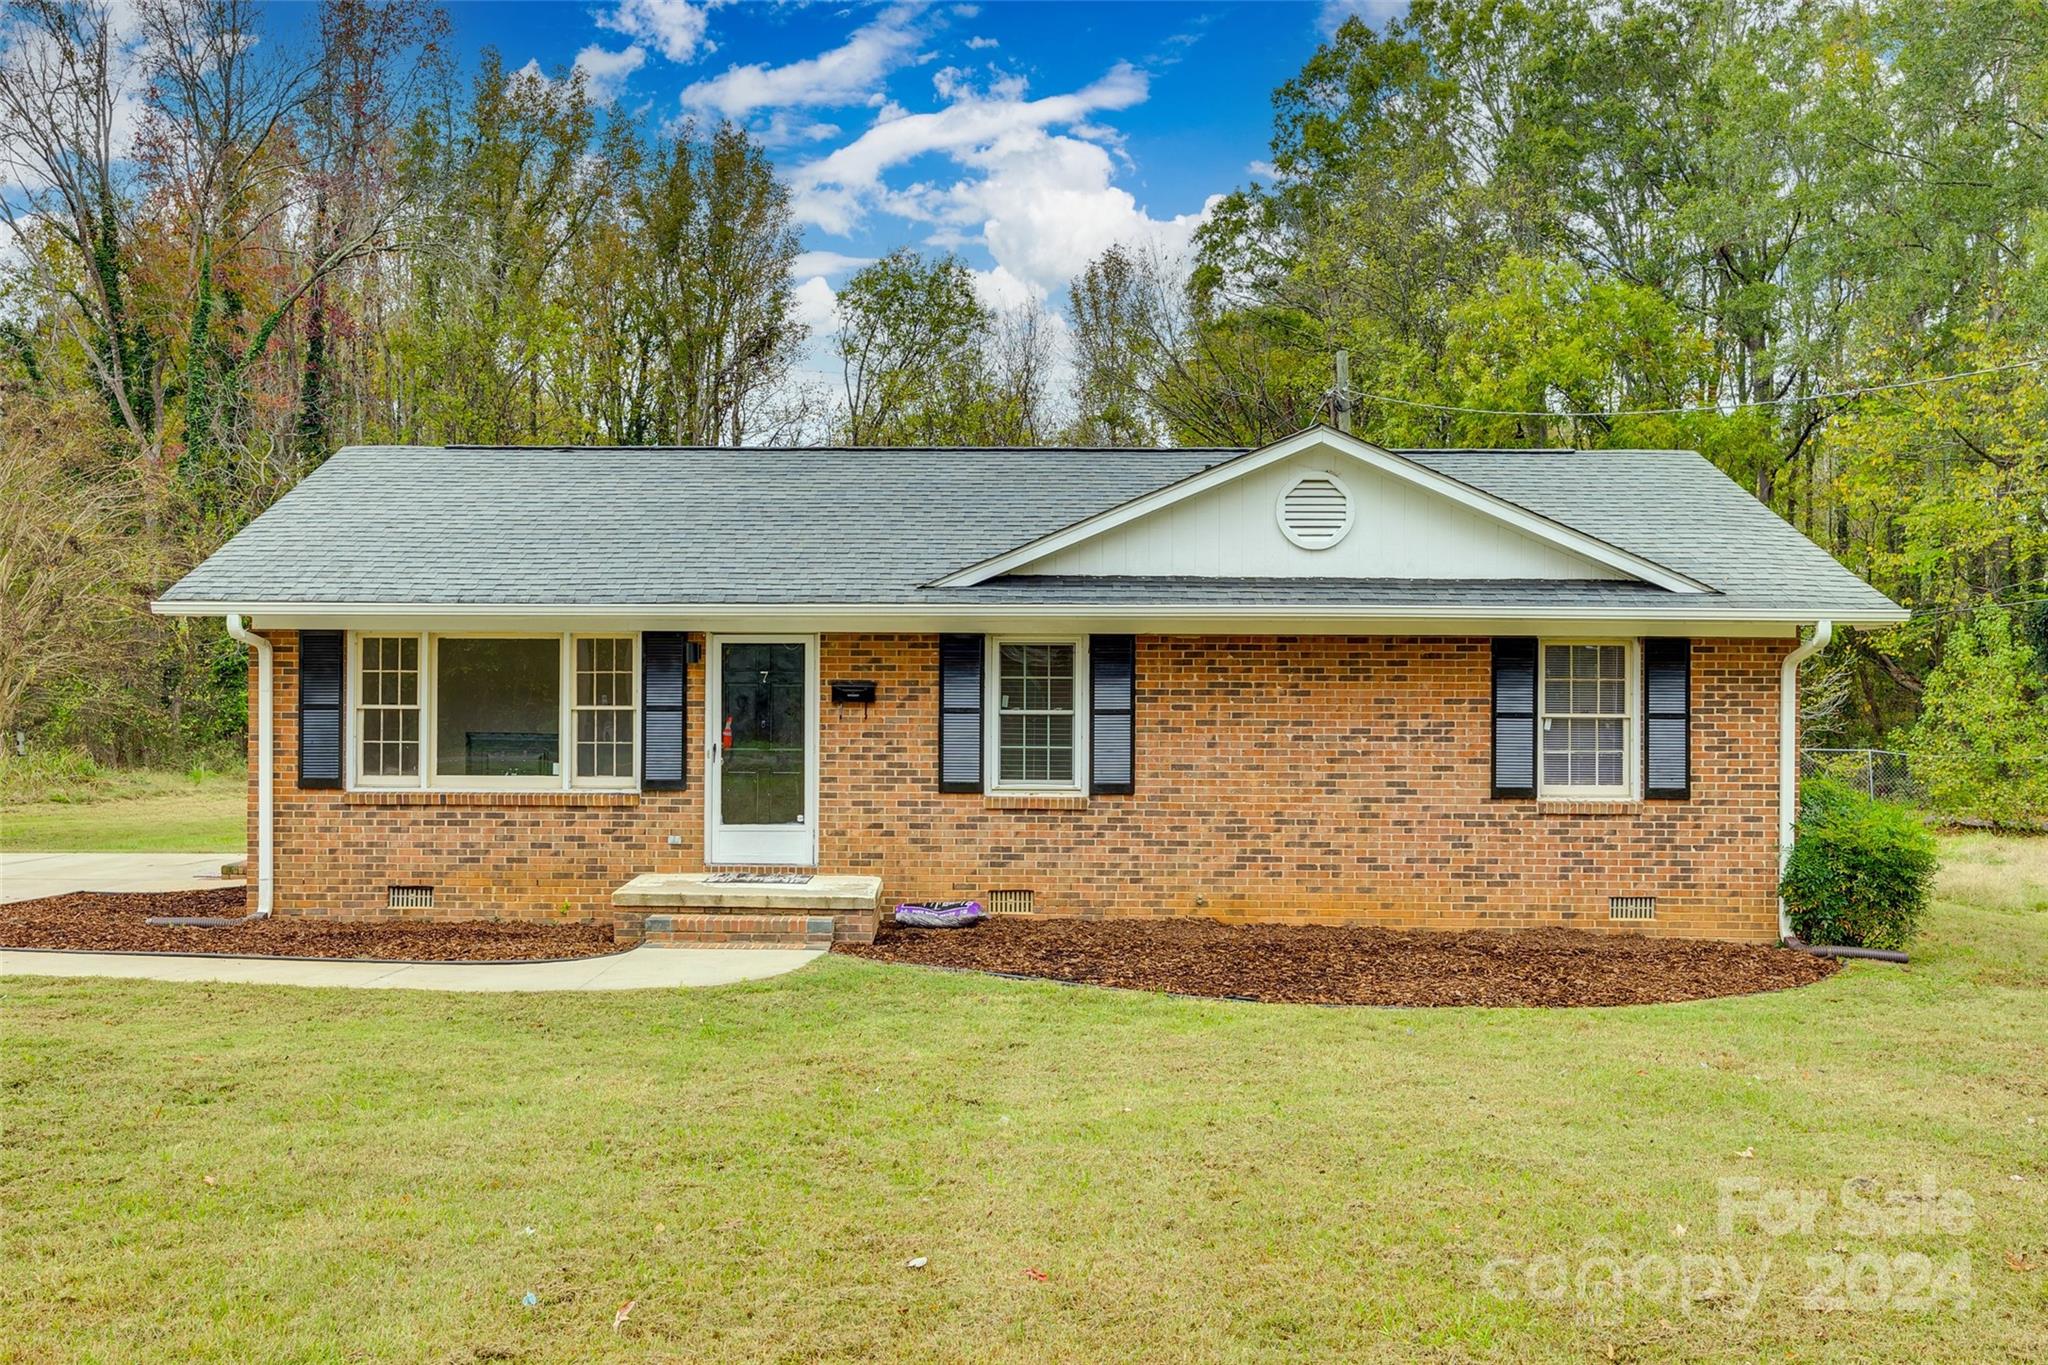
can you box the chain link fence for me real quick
[1800,747,1926,805]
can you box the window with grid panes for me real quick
[1539,641,1632,797]
[994,641,1078,787]
[356,636,420,780]
[574,636,636,781]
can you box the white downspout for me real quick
[223,615,274,917]
[1778,618,1833,939]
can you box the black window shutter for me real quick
[1643,637,1691,799]
[1491,637,1537,799]
[938,633,984,792]
[297,630,344,789]
[1090,634,1135,795]
[642,631,688,790]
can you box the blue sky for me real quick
[401,1,1396,319]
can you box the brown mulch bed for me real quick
[2,887,616,962]
[836,917,1841,1007]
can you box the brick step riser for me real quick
[638,913,838,949]
[615,908,877,946]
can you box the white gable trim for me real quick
[928,427,1711,594]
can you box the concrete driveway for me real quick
[0,852,242,904]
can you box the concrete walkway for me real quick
[0,943,823,992]
[0,851,242,904]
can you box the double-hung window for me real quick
[573,636,636,786]
[355,635,421,784]
[989,638,1087,791]
[1538,640,1634,799]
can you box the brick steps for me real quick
[639,912,838,948]
[613,873,882,948]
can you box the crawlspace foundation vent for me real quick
[388,885,435,911]
[1608,895,1657,922]
[988,889,1036,916]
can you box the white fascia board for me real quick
[154,598,1907,635]
[928,426,1714,594]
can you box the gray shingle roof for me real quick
[155,440,1904,621]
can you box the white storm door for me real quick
[705,635,818,865]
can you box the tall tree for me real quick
[1067,245,1158,445]
[834,248,992,447]
[615,120,802,445]
[0,0,166,485]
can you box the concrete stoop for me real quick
[612,873,882,949]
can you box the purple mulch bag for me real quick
[894,900,987,928]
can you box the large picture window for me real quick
[1539,640,1634,798]
[435,637,561,780]
[989,639,1086,790]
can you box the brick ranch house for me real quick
[154,427,1905,947]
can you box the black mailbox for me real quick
[829,679,877,704]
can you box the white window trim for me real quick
[985,635,1089,794]
[347,631,643,793]
[1537,637,1638,801]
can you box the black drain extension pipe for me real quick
[1784,933,1909,965]
[145,913,266,928]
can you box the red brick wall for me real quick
[252,631,1792,941]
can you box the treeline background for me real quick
[4,0,2043,818]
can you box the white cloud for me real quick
[969,264,1037,312]
[1247,158,1278,179]
[788,62,1210,299]
[791,250,873,280]
[681,3,928,118]
[511,44,646,106]
[1318,0,1409,35]
[600,0,724,65]
[965,35,998,50]
[793,63,1146,222]
[573,44,647,103]
[792,273,840,334]
[746,111,843,148]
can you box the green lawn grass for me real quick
[3,843,2045,1360]
[0,769,244,853]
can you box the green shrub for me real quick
[1780,778,1939,951]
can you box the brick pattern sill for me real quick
[343,790,642,809]
[1536,799,1644,818]
[983,792,1090,812]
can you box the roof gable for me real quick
[932,428,1708,593]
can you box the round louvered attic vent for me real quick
[1275,471,1354,549]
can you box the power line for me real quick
[1342,355,2048,421]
